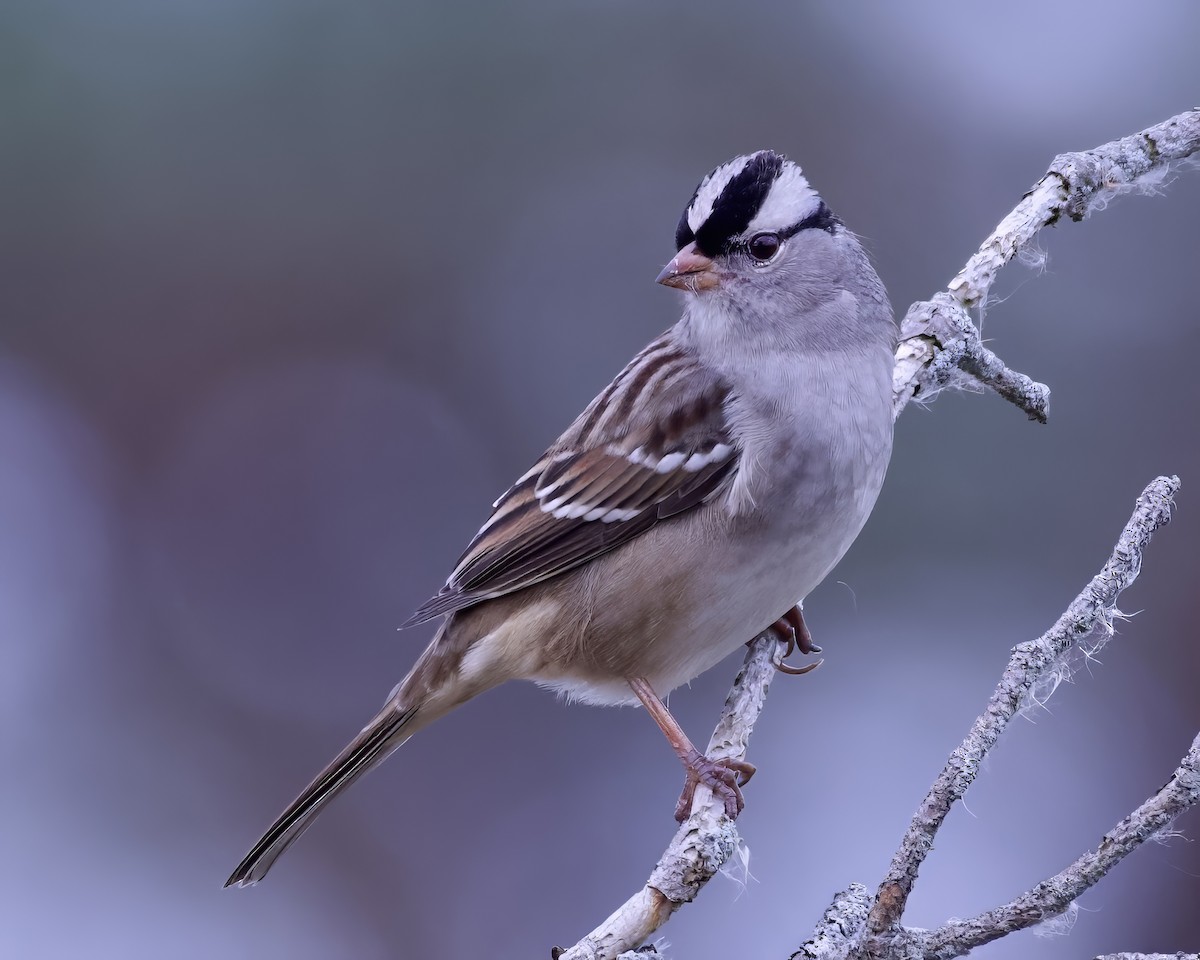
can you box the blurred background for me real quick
[2,1,1198,957]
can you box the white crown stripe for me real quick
[686,153,821,241]
[686,155,752,234]
[745,164,819,235]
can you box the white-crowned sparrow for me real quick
[227,149,896,887]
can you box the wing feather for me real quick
[404,335,737,626]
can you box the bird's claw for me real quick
[674,749,756,821]
[767,605,823,676]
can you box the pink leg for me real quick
[628,676,756,821]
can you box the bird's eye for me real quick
[747,232,781,262]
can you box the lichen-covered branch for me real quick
[552,634,784,960]
[783,477,1189,960]
[891,293,1050,422]
[788,885,870,960]
[865,476,1180,937]
[893,108,1200,419]
[949,110,1200,307]
[916,732,1200,957]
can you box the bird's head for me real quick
[658,150,844,299]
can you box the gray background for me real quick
[3,1,1198,957]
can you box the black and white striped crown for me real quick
[675,150,836,255]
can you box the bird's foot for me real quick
[767,605,823,676]
[674,748,756,821]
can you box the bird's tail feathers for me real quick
[225,704,420,888]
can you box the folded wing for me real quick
[406,334,737,624]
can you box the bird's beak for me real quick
[656,242,719,291]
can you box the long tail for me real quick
[225,704,420,887]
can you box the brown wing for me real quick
[404,336,736,625]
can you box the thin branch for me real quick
[865,475,1181,936]
[949,110,1200,308]
[893,108,1200,419]
[553,634,784,960]
[891,293,1050,423]
[918,733,1200,958]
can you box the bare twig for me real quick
[893,108,1200,419]
[949,110,1200,308]
[866,476,1180,935]
[917,734,1200,957]
[553,634,784,960]
[891,293,1051,423]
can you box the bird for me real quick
[226,149,896,888]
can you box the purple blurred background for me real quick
[3,1,1199,957]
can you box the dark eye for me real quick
[747,232,781,262]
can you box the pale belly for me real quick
[509,341,899,706]
[531,429,891,705]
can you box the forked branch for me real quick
[866,476,1181,935]
[791,478,1191,960]
[922,730,1200,956]
[892,108,1200,421]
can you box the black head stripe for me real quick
[779,200,840,240]
[675,206,697,250]
[799,200,839,234]
[675,176,705,250]
[692,151,784,256]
